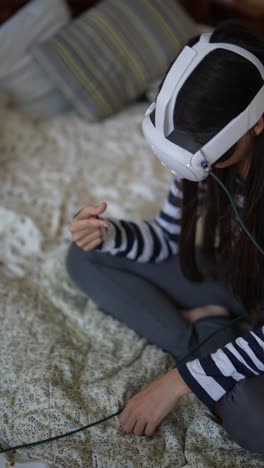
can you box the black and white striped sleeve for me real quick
[177,326,264,410]
[96,177,184,262]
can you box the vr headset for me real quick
[142,33,264,182]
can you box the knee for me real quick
[66,242,79,278]
[66,242,104,281]
[66,242,92,282]
[217,374,264,453]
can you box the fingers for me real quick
[75,202,107,220]
[69,202,110,251]
[71,227,100,243]
[81,235,103,251]
[75,231,103,251]
[133,420,148,437]
[144,422,159,437]
[75,229,102,248]
[69,217,110,235]
[120,415,159,437]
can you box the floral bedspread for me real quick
[0,96,263,468]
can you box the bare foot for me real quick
[179,305,230,324]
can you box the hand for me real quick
[118,368,191,437]
[69,202,111,251]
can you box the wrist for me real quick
[168,368,192,399]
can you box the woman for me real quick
[66,21,264,453]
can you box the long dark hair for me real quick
[169,21,264,313]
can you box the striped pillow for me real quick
[33,0,197,121]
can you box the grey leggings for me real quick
[66,242,264,454]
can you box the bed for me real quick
[0,94,264,468]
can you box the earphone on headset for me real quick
[1,32,264,456]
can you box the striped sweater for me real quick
[98,177,207,262]
[98,176,264,410]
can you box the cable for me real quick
[0,314,246,455]
[208,169,264,256]
[0,411,122,454]
[0,170,262,455]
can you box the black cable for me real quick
[0,411,122,454]
[208,170,264,255]
[0,314,246,454]
[1,168,260,455]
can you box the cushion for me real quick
[33,0,197,121]
[0,0,71,119]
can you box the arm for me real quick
[99,175,208,262]
[118,326,264,437]
[177,325,264,410]
[97,177,184,262]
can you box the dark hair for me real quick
[169,21,264,316]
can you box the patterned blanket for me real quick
[0,96,264,468]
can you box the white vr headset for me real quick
[142,32,264,181]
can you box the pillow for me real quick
[33,0,197,121]
[0,0,71,119]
